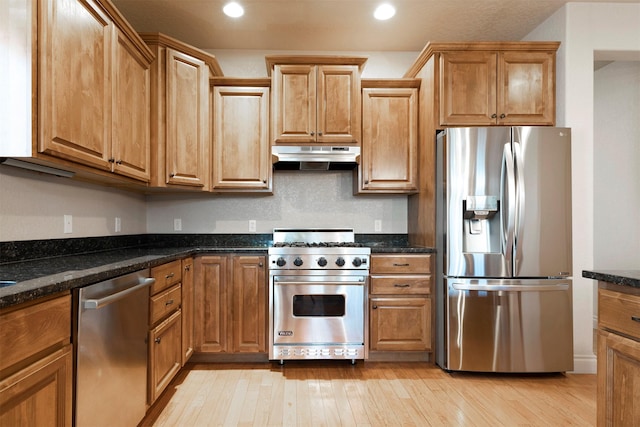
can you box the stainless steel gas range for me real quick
[268,228,370,363]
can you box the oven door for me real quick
[271,275,366,346]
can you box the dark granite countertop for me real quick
[0,234,435,309]
[582,270,640,289]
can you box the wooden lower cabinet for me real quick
[194,254,267,355]
[597,285,640,426]
[149,310,182,403]
[181,257,195,365]
[0,294,72,427]
[148,260,184,404]
[369,297,430,351]
[368,254,433,358]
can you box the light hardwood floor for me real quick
[141,362,596,426]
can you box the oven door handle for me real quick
[272,276,367,284]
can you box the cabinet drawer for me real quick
[0,294,71,373]
[370,254,432,274]
[150,284,182,326]
[599,289,640,340]
[370,276,431,295]
[151,260,182,294]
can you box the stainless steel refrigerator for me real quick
[435,126,573,373]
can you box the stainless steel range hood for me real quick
[272,145,360,171]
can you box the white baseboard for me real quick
[571,354,597,374]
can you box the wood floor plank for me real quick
[141,361,597,427]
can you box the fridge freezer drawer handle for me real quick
[451,283,569,292]
[84,278,155,310]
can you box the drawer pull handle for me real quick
[165,299,174,306]
[632,316,640,323]
[155,337,161,344]
[394,283,411,288]
[166,273,174,279]
[393,263,410,267]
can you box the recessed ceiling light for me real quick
[374,3,396,21]
[223,2,244,18]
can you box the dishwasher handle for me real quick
[84,277,155,310]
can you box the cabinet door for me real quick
[194,256,229,353]
[0,345,73,427]
[111,28,151,181]
[316,65,361,144]
[369,297,431,351]
[271,64,316,144]
[597,330,640,426]
[439,51,497,126]
[498,51,555,125]
[149,310,182,404]
[38,0,112,170]
[181,258,194,365]
[360,87,418,193]
[231,256,267,353]
[165,49,209,187]
[212,86,271,191]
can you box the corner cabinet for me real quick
[211,79,272,193]
[0,294,73,426]
[439,50,556,126]
[267,56,367,145]
[596,283,640,426]
[194,255,267,356]
[357,80,419,194]
[38,0,154,183]
[141,32,224,190]
[368,254,433,360]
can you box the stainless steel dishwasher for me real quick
[74,269,154,427]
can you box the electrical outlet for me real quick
[115,217,121,233]
[249,220,256,232]
[374,219,382,232]
[173,218,182,231]
[64,215,72,234]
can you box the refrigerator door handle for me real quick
[501,143,516,268]
[512,141,526,271]
[452,283,570,292]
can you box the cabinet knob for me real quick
[491,114,497,119]
[372,305,378,309]
[310,131,315,136]
[166,273,174,279]
[632,315,640,323]
[108,158,115,163]
[263,179,267,184]
[116,160,122,165]
[169,173,175,178]
[155,337,161,344]
[364,180,369,184]
[318,131,323,136]
[185,265,191,271]
[500,113,506,119]
[259,262,264,267]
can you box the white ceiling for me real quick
[112,0,639,52]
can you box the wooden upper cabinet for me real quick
[358,80,419,194]
[38,0,113,171]
[439,48,556,126]
[112,28,151,181]
[267,56,366,145]
[211,79,272,192]
[38,0,153,182]
[142,33,224,190]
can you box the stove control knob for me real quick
[294,257,304,267]
[276,257,286,267]
[317,257,328,267]
[352,257,363,267]
[335,257,346,267]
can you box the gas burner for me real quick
[272,241,365,248]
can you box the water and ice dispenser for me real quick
[462,195,500,253]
